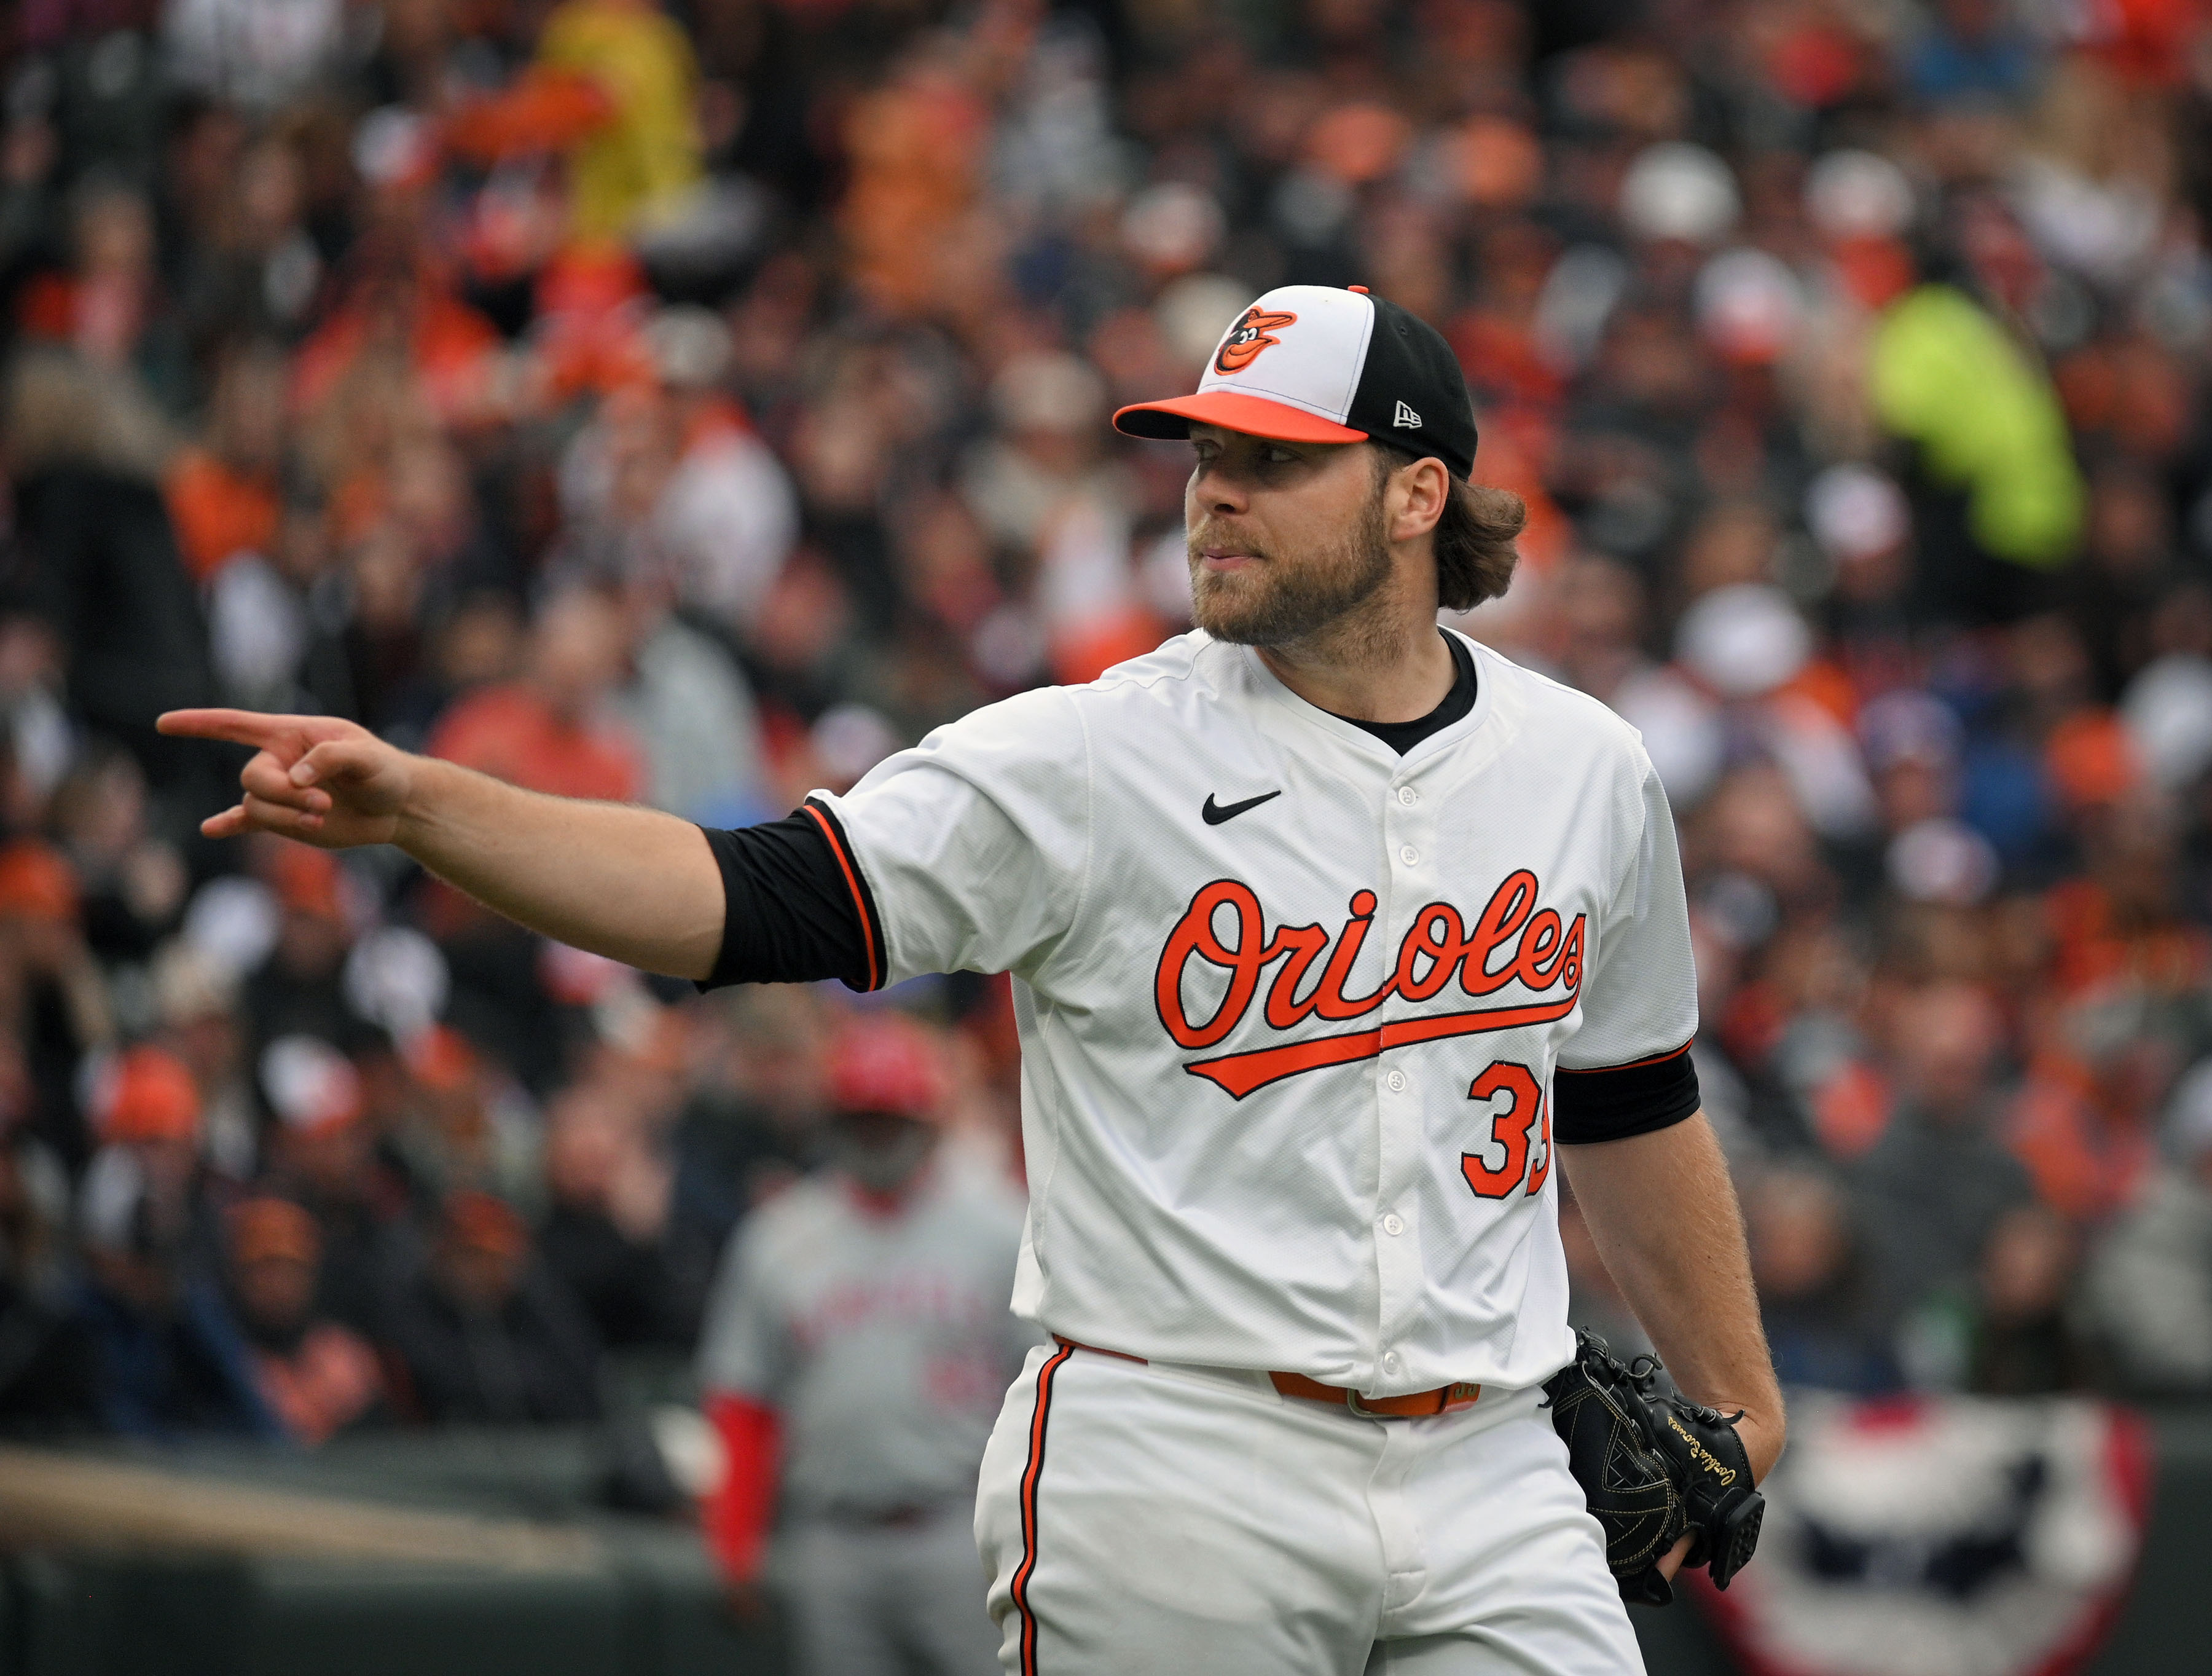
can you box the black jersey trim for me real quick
[802,796,886,992]
[1553,1041,1700,1144]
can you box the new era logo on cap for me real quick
[1111,284,1478,481]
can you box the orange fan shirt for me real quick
[427,684,643,805]
[165,448,280,583]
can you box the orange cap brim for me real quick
[1112,391,1369,446]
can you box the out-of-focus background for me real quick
[0,1,2210,1672]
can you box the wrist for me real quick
[1732,1408,1786,1484]
[1681,1391,1784,1482]
[391,752,448,856]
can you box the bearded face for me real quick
[1186,466,1394,648]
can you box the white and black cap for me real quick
[1113,284,1479,481]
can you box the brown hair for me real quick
[1373,445,1527,612]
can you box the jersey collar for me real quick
[1222,627,1505,771]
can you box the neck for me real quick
[1253,587,1456,723]
[842,1165,929,1218]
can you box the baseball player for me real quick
[162,280,1784,1674]
[697,1010,1038,1675]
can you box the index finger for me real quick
[157,709,294,750]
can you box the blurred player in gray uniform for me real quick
[697,1012,1038,1676]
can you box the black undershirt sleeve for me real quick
[1552,1045,1701,1144]
[696,801,877,991]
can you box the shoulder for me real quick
[921,681,1086,746]
[1464,635,1652,773]
[1078,631,1221,698]
[638,615,722,669]
[949,632,1229,726]
[633,621,748,701]
[739,1178,847,1260]
[853,635,1226,783]
[841,686,1086,806]
[930,1155,1029,1229]
[1056,631,1253,738]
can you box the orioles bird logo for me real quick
[1214,307,1298,374]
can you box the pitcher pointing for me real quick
[163,282,1783,1674]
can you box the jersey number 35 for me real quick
[1461,1061,1552,1200]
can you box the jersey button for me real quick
[1385,1069,1406,1093]
[1398,844,1419,866]
[1381,1212,1405,1237]
[1382,1351,1402,1375]
[1397,786,1418,806]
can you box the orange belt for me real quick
[1267,1370,1483,1418]
[1054,1338,1480,1420]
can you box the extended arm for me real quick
[158,709,726,980]
[1559,1113,1785,1485]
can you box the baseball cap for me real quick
[1112,284,1479,482]
[828,1013,951,1122]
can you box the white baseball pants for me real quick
[975,1341,1644,1675]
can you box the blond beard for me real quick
[1188,487,1393,649]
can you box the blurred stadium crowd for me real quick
[3,0,2212,1465]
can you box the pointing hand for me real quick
[157,709,417,850]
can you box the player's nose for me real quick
[1189,457,1250,516]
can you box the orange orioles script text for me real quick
[1155,873,1586,1100]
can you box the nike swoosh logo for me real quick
[1202,790,1282,825]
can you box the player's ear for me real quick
[1388,455,1450,545]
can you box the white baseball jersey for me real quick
[697,1154,1042,1516]
[808,628,1698,1396]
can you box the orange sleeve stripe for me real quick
[802,801,881,991]
[1555,1039,1693,1075]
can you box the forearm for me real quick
[398,755,724,980]
[1560,1114,1784,1477]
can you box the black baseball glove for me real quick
[1540,1328,1765,1608]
